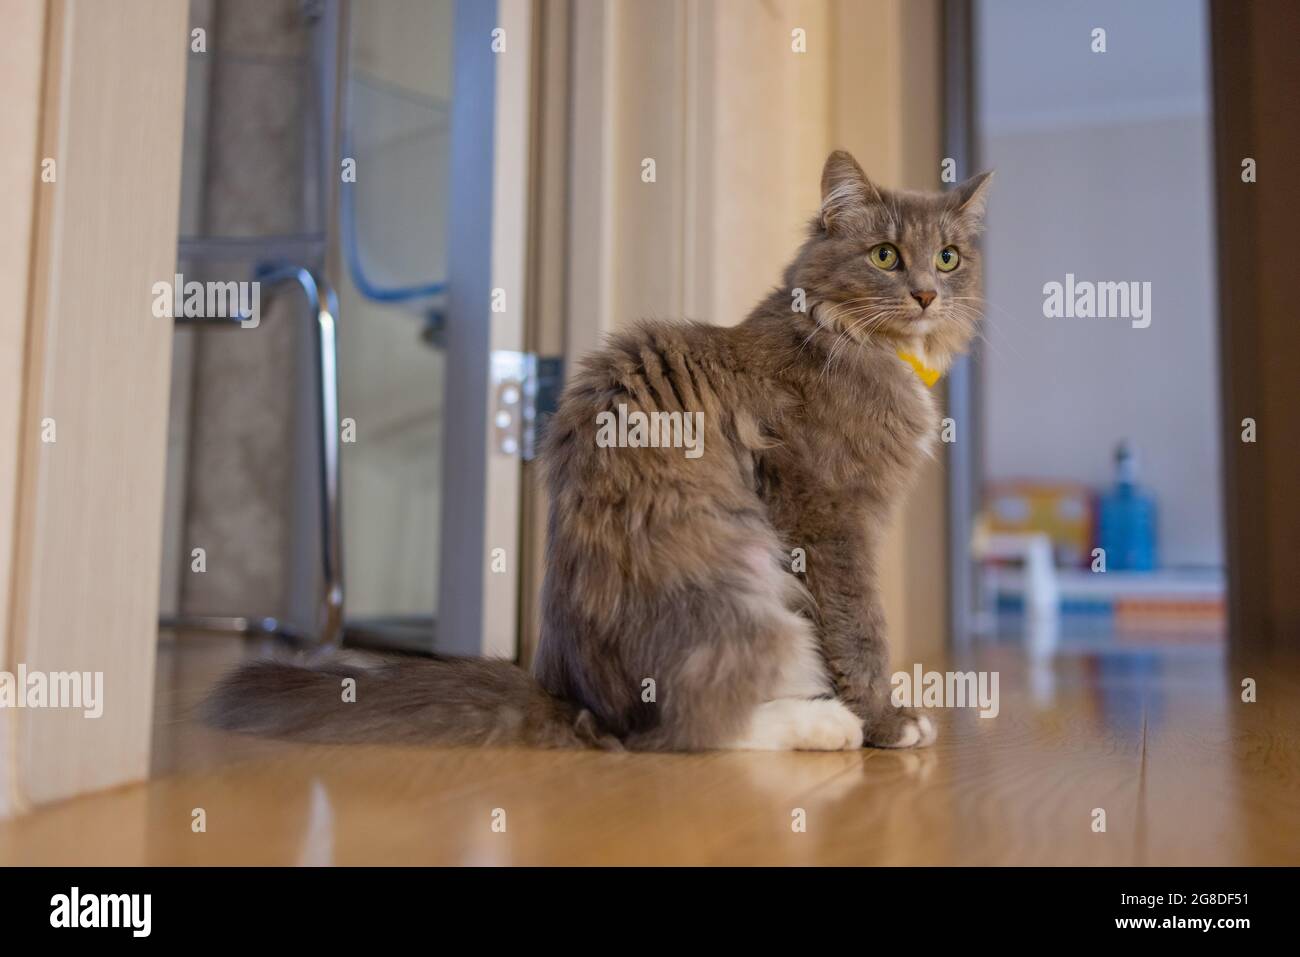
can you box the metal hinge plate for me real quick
[491,351,564,461]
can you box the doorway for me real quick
[160,0,533,659]
[952,0,1226,658]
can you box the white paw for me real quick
[800,699,866,750]
[916,714,937,746]
[876,713,937,749]
[732,698,864,751]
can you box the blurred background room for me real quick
[967,0,1225,660]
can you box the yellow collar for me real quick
[896,349,942,388]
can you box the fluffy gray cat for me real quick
[204,150,991,751]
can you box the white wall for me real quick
[976,0,1223,568]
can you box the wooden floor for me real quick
[1,634,1297,865]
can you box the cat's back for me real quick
[539,318,758,480]
[559,317,737,416]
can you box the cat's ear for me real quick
[952,170,994,221]
[820,150,882,231]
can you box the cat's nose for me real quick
[911,290,936,310]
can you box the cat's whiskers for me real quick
[783,298,896,374]
[834,296,897,308]
[785,301,848,371]
[819,313,878,384]
[819,307,902,385]
[942,299,1013,362]
[943,304,1020,370]
[947,296,1029,363]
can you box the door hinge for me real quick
[491,351,564,461]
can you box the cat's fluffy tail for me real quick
[200,651,621,750]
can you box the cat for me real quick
[203,150,991,752]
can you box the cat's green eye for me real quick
[936,246,960,272]
[869,243,900,270]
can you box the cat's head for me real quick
[789,150,992,366]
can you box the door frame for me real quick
[436,0,533,658]
[1209,0,1300,658]
[942,0,981,651]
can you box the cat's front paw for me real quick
[862,708,936,749]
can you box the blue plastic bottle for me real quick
[1097,441,1157,571]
